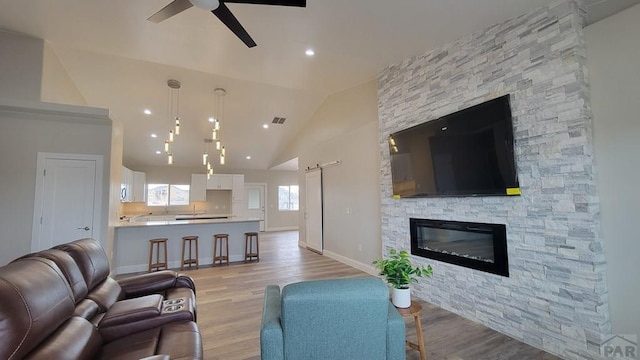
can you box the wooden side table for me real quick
[395,300,427,360]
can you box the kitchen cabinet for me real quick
[131,171,146,202]
[120,166,133,202]
[190,174,207,202]
[121,167,146,203]
[207,174,233,190]
[231,174,245,217]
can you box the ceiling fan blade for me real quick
[212,2,257,48]
[223,0,306,6]
[148,0,194,23]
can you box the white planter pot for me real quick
[391,287,411,308]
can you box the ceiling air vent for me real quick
[272,117,286,124]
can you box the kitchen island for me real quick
[114,217,259,275]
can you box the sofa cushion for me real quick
[0,257,75,360]
[24,316,102,360]
[33,248,89,303]
[99,321,202,360]
[55,238,112,291]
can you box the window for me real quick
[147,184,190,206]
[278,185,299,211]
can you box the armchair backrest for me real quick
[280,277,392,360]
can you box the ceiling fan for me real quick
[148,0,307,48]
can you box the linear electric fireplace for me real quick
[410,218,509,277]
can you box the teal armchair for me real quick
[260,277,406,360]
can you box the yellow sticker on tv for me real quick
[392,195,401,199]
[506,188,521,195]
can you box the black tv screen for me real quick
[389,95,520,197]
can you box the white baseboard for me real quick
[322,250,378,276]
[266,226,299,232]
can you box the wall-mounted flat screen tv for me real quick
[388,95,520,198]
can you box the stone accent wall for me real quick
[377,1,611,358]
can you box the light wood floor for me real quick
[181,231,560,360]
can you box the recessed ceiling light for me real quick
[155,151,161,154]
[209,117,215,123]
[144,109,152,115]
[151,133,158,138]
[246,156,251,160]
[263,124,269,129]
[305,49,315,56]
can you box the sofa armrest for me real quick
[260,285,284,360]
[117,270,196,298]
[386,303,406,360]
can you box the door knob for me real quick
[77,226,90,231]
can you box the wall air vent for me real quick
[272,117,286,124]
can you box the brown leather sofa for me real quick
[0,238,203,359]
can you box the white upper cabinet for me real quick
[232,174,245,217]
[120,166,133,202]
[121,167,146,203]
[206,174,233,190]
[131,171,146,203]
[190,174,207,202]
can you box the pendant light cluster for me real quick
[164,79,182,165]
[203,87,227,178]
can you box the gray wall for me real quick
[0,30,43,102]
[286,80,381,272]
[0,102,113,265]
[585,3,640,337]
[378,1,610,358]
[0,31,115,265]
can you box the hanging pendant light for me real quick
[166,79,181,161]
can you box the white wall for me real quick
[585,3,640,337]
[41,41,87,106]
[289,80,380,272]
[0,30,43,101]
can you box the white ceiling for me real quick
[0,0,637,171]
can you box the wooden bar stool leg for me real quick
[148,242,153,272]
[163,240,168,269]
[195,237,199,268]
[213,235,222,265]
[224,237,229,264]
[181,238,186,270]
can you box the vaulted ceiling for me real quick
[0,0,637,170]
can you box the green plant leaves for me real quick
[372,249,433,289]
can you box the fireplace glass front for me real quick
[410,218,509,277]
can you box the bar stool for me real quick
[148,238,168,272]
[180,236,199,270]
[244,232,259,262]
[213,233,229,266]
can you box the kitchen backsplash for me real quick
[121,190,232,216]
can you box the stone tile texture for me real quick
[377,1,610,359]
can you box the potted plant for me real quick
[373,248,433,308]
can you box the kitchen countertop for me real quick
[115,217,259,228]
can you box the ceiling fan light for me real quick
[190,0,220,10]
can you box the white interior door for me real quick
[32,153,102,252]
[245,183,266,231]
[305,169,323,253]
